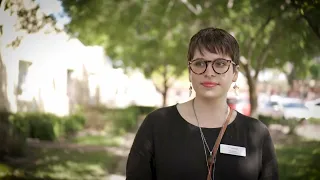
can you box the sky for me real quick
[37,0,70,27]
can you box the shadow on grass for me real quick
[276,138,320,180]
[1,146,120,180]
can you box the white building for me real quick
[1,31,163,116]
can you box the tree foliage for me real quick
[290,0,320,39]
[62,0,200,106]
[1,0,59,47]
[61,0,320,110]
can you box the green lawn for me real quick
[1,134,319,180]
[276,139,320,180]
[71,135,122,147]
[0,147,120,180]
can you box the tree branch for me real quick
[162,65,168,90]
[253,43,272,79]
[180,0,201,15]
[245,15,274,62]
[0,0,6,11]
[245,16,271,49]
[254,51,269,80]
[154,82,163,94]
[254,28,278,80]
[240,58,251,79]
[301,14,320,40]
[289,1,320,40]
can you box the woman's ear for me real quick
[232,65,240,82]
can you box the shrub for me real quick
[103,105,156,135]
[0,111,26,159]
[258,115,302,134]
[258,115,280,127]
[279,118,301,135]
[9,112,86,141]
[10,113,58,141]
[63,113,86,135]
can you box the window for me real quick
[67,69,74,95]
[17,60,32,95]
[283,103,306,108]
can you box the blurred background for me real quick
[0,0,319,179]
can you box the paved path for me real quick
[296,124,320,140]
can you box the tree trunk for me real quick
[287,66,296,90]
[161,66,169,107]
[0,54,9,112]
[243,63,258,118]
[154,66,171,107]
[162,86,168,107]
[248,77,258,118]
[154,80,170,107]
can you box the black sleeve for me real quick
[126,114,155,180]
[258,127,279,180]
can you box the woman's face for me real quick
[189,48,238,100]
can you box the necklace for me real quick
[192,98,231,177]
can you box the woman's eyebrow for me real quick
[192,58,230,61]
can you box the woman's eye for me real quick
[215,61,227,66]
[195,61,206,66]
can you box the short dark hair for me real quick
[187,27,240,65]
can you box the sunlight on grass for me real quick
[3,147,120,180]
[33,148,118,179]
[0,164,12,178]
[71,135,123,147]
[35,162,106,179]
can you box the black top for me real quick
[126,105,279,180]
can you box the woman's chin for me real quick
[196,91,225,100]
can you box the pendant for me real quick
[207,152,213,165]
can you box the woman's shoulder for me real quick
[149,105,177,117]
[141,105,178,126]
[236,112,269,134]
[234,112,273,148]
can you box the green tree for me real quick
[290,0,320,39]
[61,0,320,113]
[191,0,320,116]
[281,0,320,88]
[309,62,320,80]
[62,0,199,106]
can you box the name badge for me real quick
[220,144,246,157]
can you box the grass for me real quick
[1,128,319,180]
[309,118,320,125]
[276,137,320,180]
[0,147,120,180]
[71,135,122,147]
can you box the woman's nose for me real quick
[204,62,217,77]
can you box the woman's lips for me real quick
[201,82,219,88]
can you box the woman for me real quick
[126,27,279,180]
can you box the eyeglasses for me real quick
[188,58,236,75]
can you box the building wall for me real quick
[2,31,165,115]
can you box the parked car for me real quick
[227,95,251,116]
[305,98,320,118]
[257,101,283,119]
[257,97,310,120]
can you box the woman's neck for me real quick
[192,95,229,127]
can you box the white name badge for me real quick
[220,144,246,157]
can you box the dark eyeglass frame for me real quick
[188,58,237,75]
